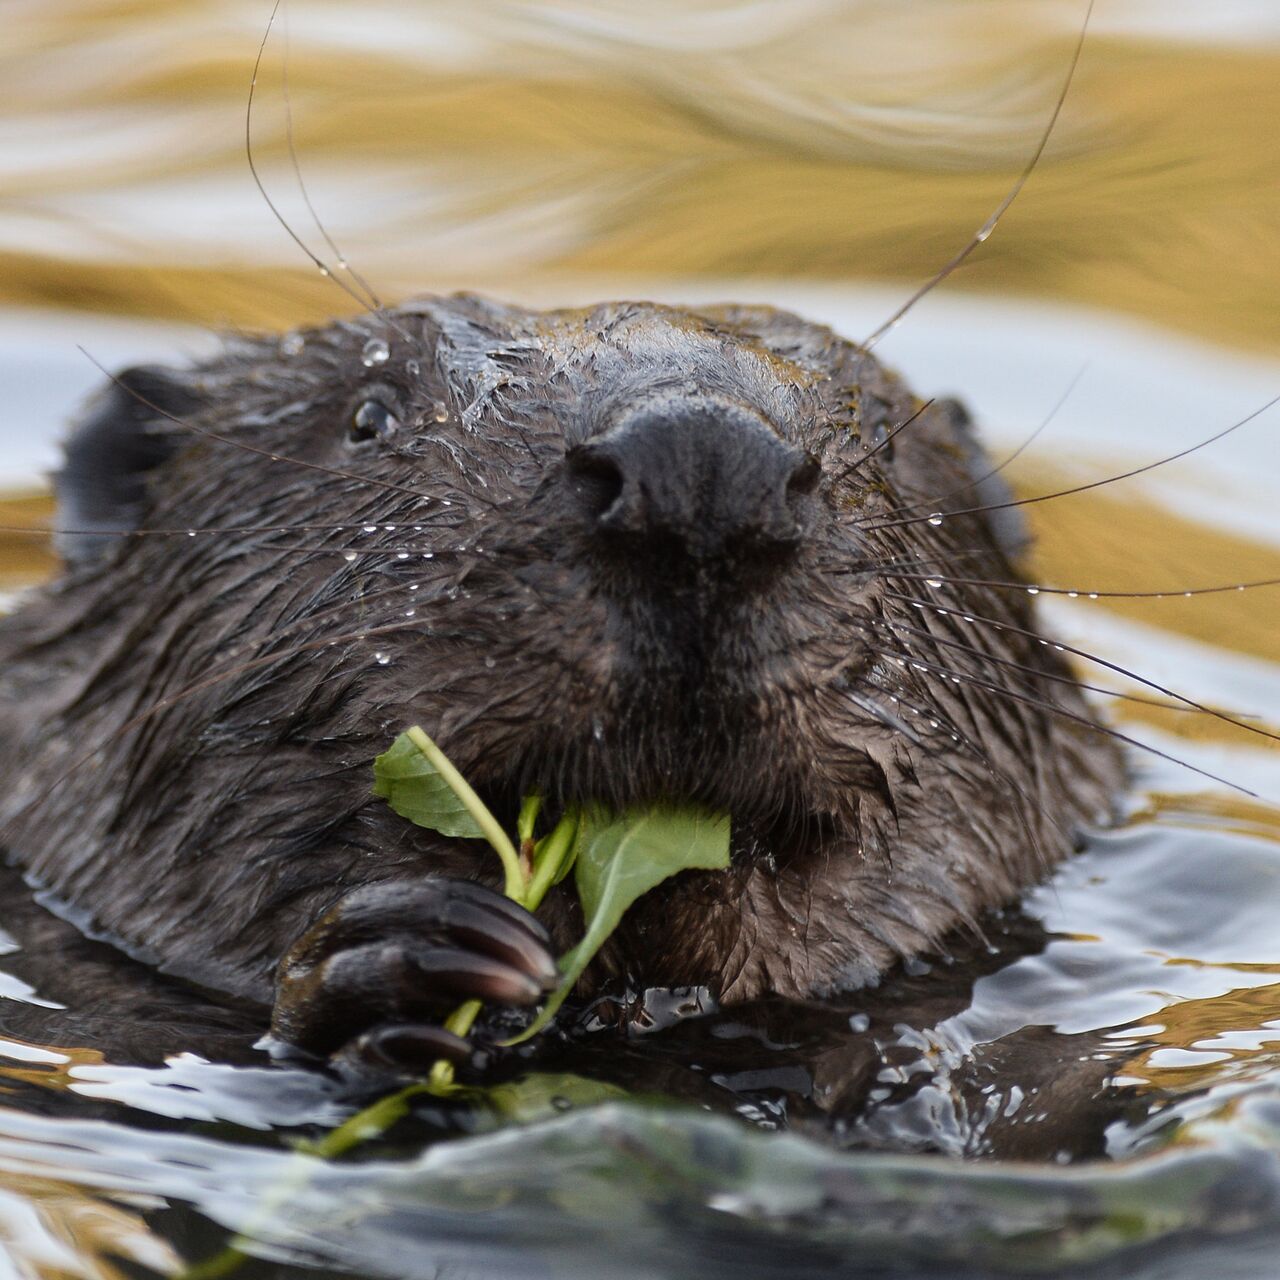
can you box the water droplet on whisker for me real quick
[361,338,390,367]
[927,512,943,526]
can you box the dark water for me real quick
[2,3,1280,1277]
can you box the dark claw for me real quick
[271,876,560,1068]
[351,1023,471,1069]
[438,893,559,986]
[408,945,546,1006]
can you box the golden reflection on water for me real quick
[1128,983,1280,1094]
[2,0,1280,1191]
[2,1,1278,352]
[0,1169,179,1280]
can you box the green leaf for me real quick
[371,731,486,839]
[514,806,730,1040]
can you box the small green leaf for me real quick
[371,731,486,839]
[514,806,730,1040]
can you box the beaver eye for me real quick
[349,399,400,444]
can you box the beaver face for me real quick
[0,294,1121,1053]
[131,295,1024,832]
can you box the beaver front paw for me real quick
[270,879,558,1074]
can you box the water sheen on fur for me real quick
[0,296,1121,1005]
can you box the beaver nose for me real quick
[567,396,819,558]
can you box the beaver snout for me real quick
[565,394,819,561]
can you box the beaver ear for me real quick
[936,396,1030,563]
[54,366,197,567]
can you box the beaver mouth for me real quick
[489,643,870,839]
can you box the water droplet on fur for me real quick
[484,656,496,669]
[926,578,942,589]
[848,1013,870,1033]
[396,551,409,560]
[422,552,434,560]
[404,608,416,618]
[384,525,396,532]
[374,651,391,665]
[280,333,304,356]
[432,401,449,423]
[362,525,377,534]
[342,551,358,562]
[186,529,196,537]
[927,512,943,526]
[406,359,421,377]
[361,338,390,367]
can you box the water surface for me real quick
[1,3,1278,1277]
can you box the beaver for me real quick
[0,293,1121,1073]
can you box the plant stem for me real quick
[525,810,579,910]
[428,999,483,1089]
[405,726,525,899]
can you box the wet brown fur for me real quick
[0,294,1121,1012]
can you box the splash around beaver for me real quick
[0,293,1120,1076]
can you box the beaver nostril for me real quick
[566,447,625,524]
[787,453,821,500]
[567,397,816,562]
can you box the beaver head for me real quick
[0,296,1120,1051]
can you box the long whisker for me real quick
[885,591,1274,739]
[0,520,454,539]
[279,0,384,313]
[867,646,1261,799]
[832,400,935,484]
[83,350,447,506]
[861,393,1280,532]
[0,611,443,833]
[872,613,1280,740]
[887,363,1087,519]
[878,570,1280,600]
[246,0,409,338]
[861,0,1095,351]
